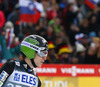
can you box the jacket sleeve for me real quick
[38,78,41,87]
[0,60,15,86]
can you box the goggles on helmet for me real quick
[21,41,48,58]
[37,50,48,57]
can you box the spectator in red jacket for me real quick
[0,10,5,29]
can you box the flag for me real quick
[19,0,43,23]
[85,0,100,10]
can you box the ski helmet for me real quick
[21,35,48,59]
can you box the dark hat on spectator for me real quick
[89,32,96,37]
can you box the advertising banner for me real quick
[39,77,100,87]
[35,64,100,77]
[35,64,100,87]
[40,77,78,87]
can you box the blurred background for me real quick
[1,0,100,87]
[0,0,100,64]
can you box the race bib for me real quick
[7,71,38,87]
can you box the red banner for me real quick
[35,64,100,77]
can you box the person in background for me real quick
[79,19,89,35]
[68,23,79,46]
[0,21,15,62]
[71,55,79,64]
[45,25,55,41]
[71,43,86,64]
[56,44,72,64]
[0,21,20,63]
[89,31,97,42]
[65,3,79,33]
[0,34,48,87]
[46,3,58,21]
[86,37,100,64]
[45,41,58,63]
[75,33,89,48]
[7,4,20,36]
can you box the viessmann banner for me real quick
[36,64,100,77]
[35,64,100,87]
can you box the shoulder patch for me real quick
[15,61,20,66]
[0,70,9,82]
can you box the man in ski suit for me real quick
[0,34,48,87]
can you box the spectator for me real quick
[34,19,46,37]
[68,23,79,46]
[86,37,100,64]
[0,21,20,62]
[4,21,15,49]
[54,36,65,53]
[88,14,99,34]
[71,56,79,64]
[45,41,58,63]
[46,4,59,21]
[75,33,89,48]
[76,0,87,22]
[79,19,90,35]
[65,3,79,32]
[7,4,20,36]
[73,43,86,64]
[54,17,62,34]
[56,44,72,64]
[89,31,97,42]
[45,25,55,41]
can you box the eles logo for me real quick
[22,74,36,85]
[14,73,36,86]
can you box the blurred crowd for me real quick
[0,0,100,64]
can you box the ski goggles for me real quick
[37,44,48,57]
[37,50,48,57]
[21,41,48,57]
